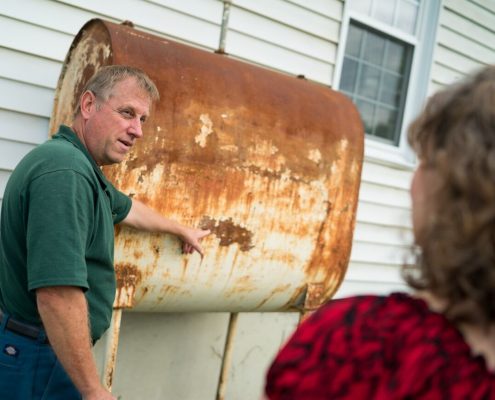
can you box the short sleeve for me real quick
[106,183,131,224]
[26,170,93,291]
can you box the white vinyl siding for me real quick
[225,0,342,84]
[429,0,495,93]
[1,1,495,399]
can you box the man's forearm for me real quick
[121,198,183,234]
[37,286,110,399]
[122,199,210,256]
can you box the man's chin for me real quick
[99,155,126,166]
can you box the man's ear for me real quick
[79,90,97,119]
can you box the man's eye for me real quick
[119,109,134,118]
[140,116,147,124]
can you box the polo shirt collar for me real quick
[53,125,110,190]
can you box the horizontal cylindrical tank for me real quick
[50,19,364,312]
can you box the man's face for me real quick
[83,77,152,165]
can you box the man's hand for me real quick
[179,227,211,257]
[122,199,211,256]
[37,286,115,399]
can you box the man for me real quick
[0,65,210,399]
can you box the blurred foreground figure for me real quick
[265,66,495,399]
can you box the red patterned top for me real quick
[266,293,495,399]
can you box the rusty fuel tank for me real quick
[49,19,364,312]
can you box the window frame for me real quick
[333,0,442,168]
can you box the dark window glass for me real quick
[341,58,359,93]
[339,21,413,145]
[362,31,386,67]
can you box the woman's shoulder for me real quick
[307,292,430,330]
[267,293,493,399]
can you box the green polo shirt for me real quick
[0,125,132,341]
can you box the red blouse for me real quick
[266,293,495,399]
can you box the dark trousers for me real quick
[0,313,81,399]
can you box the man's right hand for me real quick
[37,286,110,400]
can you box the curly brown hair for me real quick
[405,66,495,328]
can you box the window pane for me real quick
[345,25,364,58]
[379,72,401,106]
[359,64,381,100]
[373,0,395,25]
[397,0,419,34]
[385,41,406,72]
[374,106,398,141]
[363,31,386,67]
[356,98,375,133]
[339,21,413,145]
[341,58,359,93]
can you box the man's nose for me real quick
[129,118,144,138]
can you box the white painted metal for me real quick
[109,312,230,400]
[222,312,300,400]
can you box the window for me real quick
[335,0,440,163]
[341,22,412,145]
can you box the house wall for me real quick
[1,1,495,398]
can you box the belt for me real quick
[0,310,49,344]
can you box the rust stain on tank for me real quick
[114,262,142,307]
[115,262,142,289]
[200,216,254,251]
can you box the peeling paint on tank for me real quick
[219,144,239,153]
[308,148,322,164]
[195,114,213,147]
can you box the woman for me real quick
[265,66,495,399]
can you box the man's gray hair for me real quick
[74,65,159,116]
